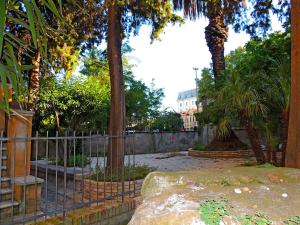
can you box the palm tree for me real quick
[265,60,291,166]
[0,1,63,111]
[172,0,245,78]
[215,71,267,163]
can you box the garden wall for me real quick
[32,127,249,158]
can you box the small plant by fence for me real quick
[0,132,143,225]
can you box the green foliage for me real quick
[125,74,164,130]
[152,111,183,132]
[284,216,300,225]
[240,213,272,225]
[256,163,276,168]
[199,199,229,225]
[240,161,257,167]
[49,154,91,167]
[172,0,290,37]
[0,0,63,110]
[34,75,110,133]
[34,47,165,133]
[192,143,206,151]
[196,30,291,150]
[220,177,231,187]
[91,164,155,182]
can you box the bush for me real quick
[91,164,155,182]
[49,154,91,167]
[193,143,206,151]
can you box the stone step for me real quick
[0,177,10,188]
[0,188,12,201]
[0,201,19,221]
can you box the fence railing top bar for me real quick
[0,133,134,141]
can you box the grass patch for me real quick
[90,164,155,182]
[240,213,272,225]
[193,143,206,151]
[256,163,276,168]
[199,199,229,225]
[220,177,231,187]
[284,216,300,225]
[240,160,257,167]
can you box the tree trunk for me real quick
[239,109,266,163]
[106,1,125,173]
[280,109,289,166]
[204,14,228,79]
[28,51,41,105]
[286,0,300,168]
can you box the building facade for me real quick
[177,89,201,131]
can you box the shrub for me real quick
[193,143,206,151]
[49,154,91,167]
[91,164,155,182]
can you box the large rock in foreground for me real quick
[128,167,300,225]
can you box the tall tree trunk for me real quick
[106,1,125,173]
[205,14,228,79]
[28,51,41,106]
[286,0,300,168]
[240,109,266,163]
[280,109,289,166]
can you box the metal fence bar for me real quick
[96,131,99,206]
[63,132,67,221]
[103,135,107,204]
[89,131,92,206]
[23,134,28,225]
[81,131,84,205]
[34,131,38,225]
[73,131,76,206]
[55,131,58,216]
[44,131,49,220]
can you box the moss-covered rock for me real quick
[129,167,300,225]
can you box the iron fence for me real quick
[0,132,139,225]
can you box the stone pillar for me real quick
[7,110,34,177]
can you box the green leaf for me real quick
[0,64,9,111]
[23,0,37,47]
[0,0,6,56]
[44,0,61,20]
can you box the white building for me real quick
[177,89,201,131]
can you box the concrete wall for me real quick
[32,128,249,158]
[32,131,205,158]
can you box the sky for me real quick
[127,16,283,111]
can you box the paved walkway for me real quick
[90,151,252,171]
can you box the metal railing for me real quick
[0,132,138,225]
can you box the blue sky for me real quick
[127,16,283,111]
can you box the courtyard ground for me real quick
[90,151,252,171]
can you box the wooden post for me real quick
[285,0,300,168]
